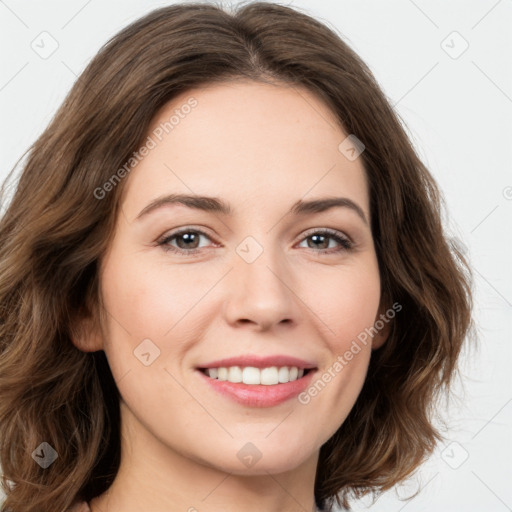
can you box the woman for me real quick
[0,3,473,512]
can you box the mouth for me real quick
[195,365,317,407]
[197,365,315,385]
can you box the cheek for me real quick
[295,258,380,423]
[98,249,227,391]
[98,256,201,422]
[301,257,381,348]
[100,250,215,340]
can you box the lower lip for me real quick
[196,369,316,407]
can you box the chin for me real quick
[196,439,317,476]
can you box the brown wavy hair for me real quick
[0,2,474,511]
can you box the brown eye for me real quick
[298,229,353,254]
[158,229,214,254]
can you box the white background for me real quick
[0,1,511,510]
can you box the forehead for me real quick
[121,80,369,220]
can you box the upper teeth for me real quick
[205,366,305,385]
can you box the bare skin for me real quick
[73,79,389,512]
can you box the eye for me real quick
[157,227,353,255]
[157,228,214,254]
[296,229,353,254]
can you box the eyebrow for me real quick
[135,193,368,225]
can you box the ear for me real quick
[371,300,394,350]
[69,301,105,353]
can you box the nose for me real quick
[222,245,299,331]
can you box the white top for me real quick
[70,501,324,511]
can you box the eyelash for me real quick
[157,227,353,255]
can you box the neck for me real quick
[90,400,320,512]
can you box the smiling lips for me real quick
[196,354,318,407]
[202,365,307,385]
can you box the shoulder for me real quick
[68,501,91,512]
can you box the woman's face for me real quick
[90,80,387,475]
